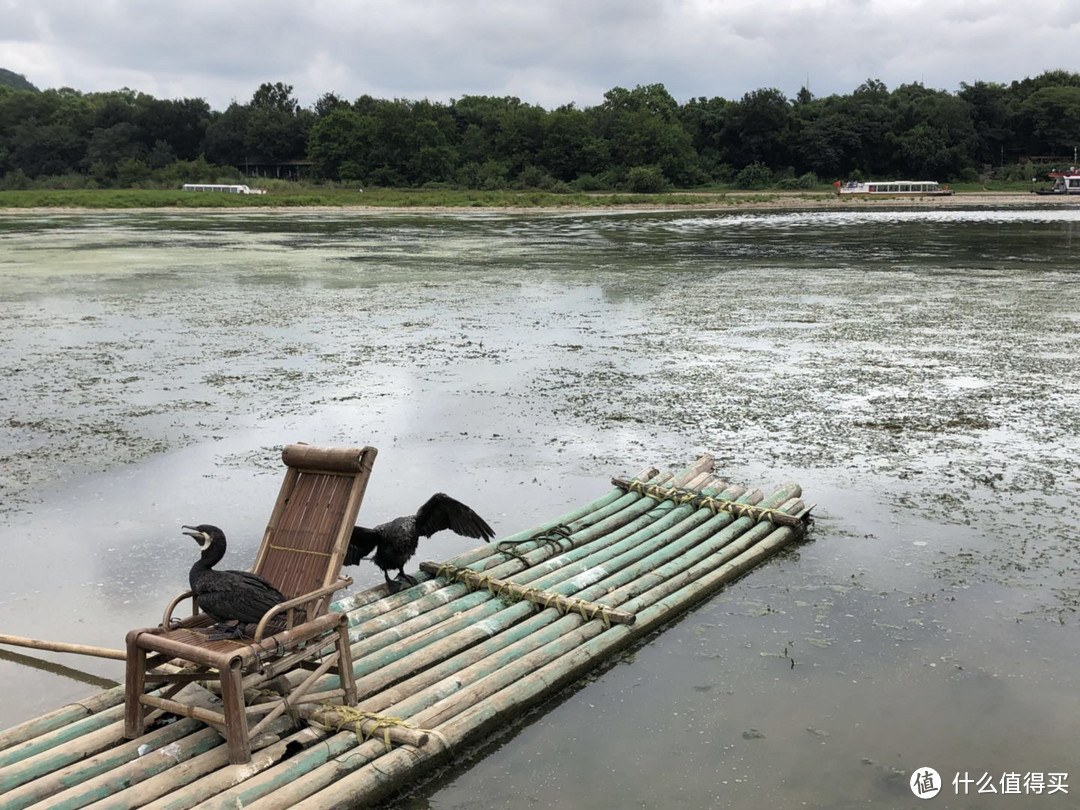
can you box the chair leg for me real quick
[124,635,147,740]
[337,620,357,707]
[219,659,252,764]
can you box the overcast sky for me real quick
[3,0,1078,111]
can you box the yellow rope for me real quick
[312,705,419,752]
[432,565,617,628]
[628,482,792,524]
[268,544,332,557]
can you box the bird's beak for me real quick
[181,525,212,549]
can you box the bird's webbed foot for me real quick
[396,570,418,587]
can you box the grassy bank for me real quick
[0,187,801,210]
[0,187,807,210]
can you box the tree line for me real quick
[1,70,1079,192]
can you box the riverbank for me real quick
[2,189,1076,216]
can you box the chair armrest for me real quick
[253,577,352,642]
[161,590,200,628]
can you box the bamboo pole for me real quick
[307,477,738,698]
[0,461,810,810]
[87,717,298,810]
[333,468,688,647]
[0,634,127,661]
[231,489,805,809]
[0,686,127,756]
[283,509,809,809]
[271,479,755,704]
[11,727,223,810]
[0,718,204,809]
[333,470,673,636]
[417,562,637,625]
[0,704,128,770]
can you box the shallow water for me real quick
[0,208,1078,808]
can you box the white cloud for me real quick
[2,0,1078,110]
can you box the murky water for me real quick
[1,208,1078,808]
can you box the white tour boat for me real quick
[835,180,953,196]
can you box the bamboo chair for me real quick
[124,442,377,764]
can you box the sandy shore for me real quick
[2,191,1077,216]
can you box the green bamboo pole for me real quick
[334,467,674,636]
[475,461,709,572]
[326,465,661,621]
[309,476,736,697]
[253,472,698,702]
[440,464,661,570]
[0,718,204,805]
[228,489,806,809]
[0,704,128,770]
[9,726,223,810]
[282,506,809,809]
[274,476,751,705]
[0,461,801,810]
[510,480,739,590]
[0,687,128,756]
[85,717,297,810]
[335,468,694,646]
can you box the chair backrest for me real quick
[251,443,377,613]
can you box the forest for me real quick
[1,68,1079,192]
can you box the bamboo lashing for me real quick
[611,476,812,529]
[419,561,637,627]
[307,705,434,750]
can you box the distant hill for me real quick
[0,69,39,92]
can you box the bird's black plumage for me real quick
[182,524,286,632]
[344,493,494,592]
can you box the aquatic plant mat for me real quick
[0,455,812,809]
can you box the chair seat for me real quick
[131,609,347,673]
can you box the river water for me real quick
[0,208,1078,808]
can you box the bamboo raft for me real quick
[0,455,812,809]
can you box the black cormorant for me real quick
[344,493,494,593]
[181,524,286,637]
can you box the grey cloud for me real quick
[5,0,1080,111]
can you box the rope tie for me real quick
[623,482,794,524]
[431,565,617,629]
[496,523,575,561]
[312,705,418,752]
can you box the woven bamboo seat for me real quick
[123,442,377,764]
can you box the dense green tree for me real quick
[6,67,1080,189]
[958,81,1013,165]
[721,88,793,169]
[1020,86,1080,156]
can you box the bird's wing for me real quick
[415,493,495,540]
[345,526,381,565]
[201,571,286,624]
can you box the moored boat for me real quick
[1032,170,1080,195]
[835,180,952,196]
